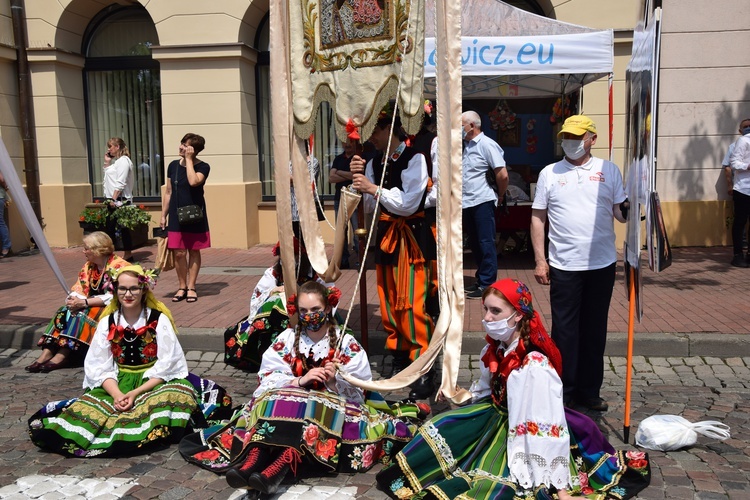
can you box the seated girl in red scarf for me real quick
[181,280,424,497]
[376,278,651,499]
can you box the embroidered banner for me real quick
[289,0,426,141]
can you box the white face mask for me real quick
[482,312,518,342]
[561,138,587,160]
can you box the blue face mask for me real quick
[742,126,750,136]
[461,126,468,140]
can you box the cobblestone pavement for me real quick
[1,348,748,499]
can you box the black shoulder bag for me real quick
[175,164,204,225]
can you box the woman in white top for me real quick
[376,278,652,499]
[28,265,232,457]
[181,281,425,496]
[102,137,135,260]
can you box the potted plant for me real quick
[78,202,152,250]
[78,205,109,232]
[109,203,151,250]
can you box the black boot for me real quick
[225,446,270,489]
[246,447,302,495]
[408,368,435,400]
[389,350,410,377]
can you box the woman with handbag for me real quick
[160,133,210,304]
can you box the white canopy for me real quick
[423,0,614,98]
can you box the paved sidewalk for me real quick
[1,244,750,498]
[1,348,749,499]
[1,245,749,357]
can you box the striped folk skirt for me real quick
[376,402,651,499]
[180,387,420,475]
[38,305,104,359]
[28,363,199,458]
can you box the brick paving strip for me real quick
[1,348,749,499]
[0,245,749,497]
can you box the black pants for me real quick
[732,190,750,255]
[106,201,133,251]
[549,263,616,402]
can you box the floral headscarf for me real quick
[485,278,563,378]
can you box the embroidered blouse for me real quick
[255,327,370,403]
[83,308,189,390]
[470,339,571,491]
[69,254,129,304]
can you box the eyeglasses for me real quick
[117,286,143,295]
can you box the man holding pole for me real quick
[530,114,629,412]
[351,108,435,400]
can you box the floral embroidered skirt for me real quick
[28,365,230,458]
[38,305,103,359]
[376,403,651,500]
[180,387,420,475]
[224,295,289,372]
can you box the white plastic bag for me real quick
[635,415,730,451]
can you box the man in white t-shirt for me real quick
[729,119,750,267]
[530,115,629,412]
[721,119,750,196]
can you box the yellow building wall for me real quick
[0,0,742,249]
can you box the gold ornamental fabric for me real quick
[289,0,426,141]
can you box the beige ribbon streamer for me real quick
[270,0,297,299]
[322,187,361,283]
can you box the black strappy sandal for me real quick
[186,288,198,303]
[172,288,187,302]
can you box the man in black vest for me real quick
[351,109,436,399]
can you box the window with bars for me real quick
[83,6,164,200]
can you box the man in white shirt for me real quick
[729,119,750,267]
[461,111,508,299]
[721,119,750,197]
[530,115,629,412]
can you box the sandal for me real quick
[186,288,198,303]
[172,288,187,302]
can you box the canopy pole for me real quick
[623,265,636,443]
[608,72,614,162]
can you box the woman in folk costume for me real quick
[27,231,129,373]
[224,238,319,372]
[376,278,651,499]
[181,281,425,497]
[28,265,232,457]
[351,107,436,400]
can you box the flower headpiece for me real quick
[377,101,394,122]
[111,264,158,290]
[285,285,342,317]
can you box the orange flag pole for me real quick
[623,265,636,443]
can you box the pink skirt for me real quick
[168,231,211,250]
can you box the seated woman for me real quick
[182,281,423,496]
[224,239,322,372]
[26,231,129,373]
[376,278,651,499]
[28,265,231,457]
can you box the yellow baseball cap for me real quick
[558,115,597,137]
